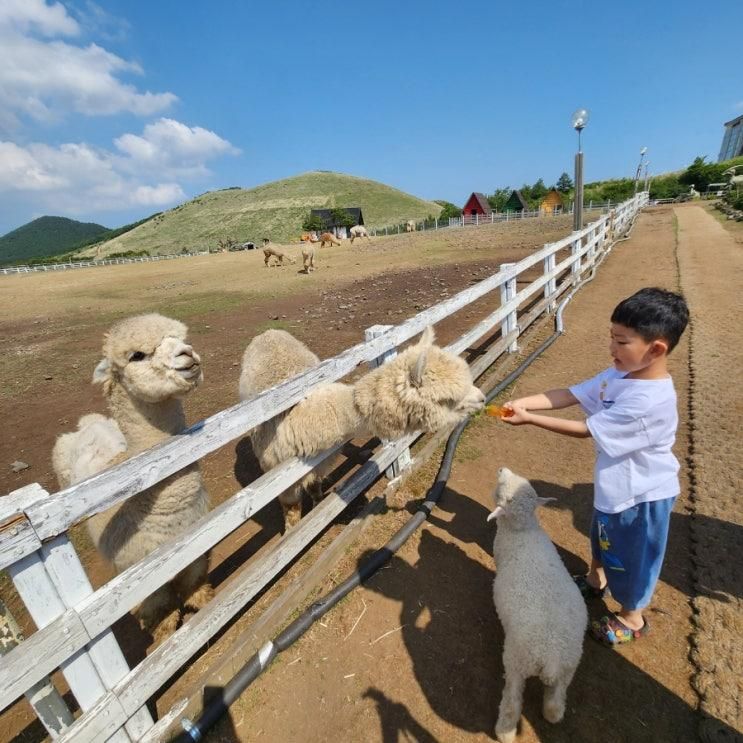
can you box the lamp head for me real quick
[640,147,648,156]
[571,108,589,131]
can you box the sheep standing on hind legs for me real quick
[239,327,485,530]
[488,467,586,743]
[52,314,214,645]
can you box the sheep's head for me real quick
[93,314,202,402]
[487,467,554,529]
[353,327,485,439]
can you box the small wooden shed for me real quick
[462,192,492,217]
[504,190,528,212]
[540,189,564,215]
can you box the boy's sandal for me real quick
[573,574,606,599]
[590,612,650,647]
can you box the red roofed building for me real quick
[462,192,492,218]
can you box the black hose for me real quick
[176,328,561,742]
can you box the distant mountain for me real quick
[0,216,109,265]
[91,171,444,257]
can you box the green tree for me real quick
[556,172,573,192]
[330,208,357,229]
[434,200,462,220]
[530,178,548,203]
[679,156,725,192]
[487,188,511,212]
[302,212,326,231]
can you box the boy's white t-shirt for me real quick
[569,367,680,513]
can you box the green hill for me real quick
[0,216,109,265]
[86,171,443,257]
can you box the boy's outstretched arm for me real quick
[504,389,590,439]
[506,388,579,411]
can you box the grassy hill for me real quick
[85,171,443,257]
[0,216,108,265]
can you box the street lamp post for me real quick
[643,162,650,193]
[634,147,648,196]
[571,108,589,231]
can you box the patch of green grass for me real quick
[255,319,291,333]
[153,291,246,319]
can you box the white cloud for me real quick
[0,0,79,37]
[115,118,240,177]
[0,0,176,129]
[0,118,237,216]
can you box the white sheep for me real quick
[488,467,586,742]
[52,314,213,644]
[239,327,485,529]
[349,225,371,243]
[405,220,416,232]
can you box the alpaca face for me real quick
[354,327,485,439]
[487,467,554,525]
[95,314,203,402]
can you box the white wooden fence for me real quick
[0,251,210,276]
[0,193,648,741]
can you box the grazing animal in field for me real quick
[262,238,296,267]
[319,232,341,248]
[405,220,416,232]
[239,327,485,529]
[349,225,371,243]
[52,314,213,645]
[489,468,586,743]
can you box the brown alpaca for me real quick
[319,232,341,248]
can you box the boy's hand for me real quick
[502,401,531,426]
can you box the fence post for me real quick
[499,263,518,352]
[41,535,155,738]
[7,551,133,742]
[543,249,557,313]
[475,213,479,226]
[571,235,582,284]
[364,325,412,478]
[0,598,74,739]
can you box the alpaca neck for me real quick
[108,383,185,452]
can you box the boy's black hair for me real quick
[611,287,689,352]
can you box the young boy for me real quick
[503,287,689,646]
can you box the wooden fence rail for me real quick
[0,193,648,741]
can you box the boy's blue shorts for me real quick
[590,496,676,610]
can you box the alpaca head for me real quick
[93,313,202,402]
[487,467,554,529]
[353,326,485,439]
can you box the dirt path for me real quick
[675,206,743,741]
[201,206,715,743]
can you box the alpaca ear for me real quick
[537,497,556,507]
[411,326,435,387]
[93,358,111,385]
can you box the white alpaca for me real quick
[301,243,316,272]
[349,225,371,243]
[488,468,586,743]
[405,220,416,233]
[239,327,485,529]
[52,314,213,644]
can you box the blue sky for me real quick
[1,0,741,235]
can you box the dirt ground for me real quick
[1,207,740,742]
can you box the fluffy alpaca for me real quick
[239,327,485,529]
[405,220,416,232]
[319,232,341,248]
[349,225,371,243]
[488,468,586,742]
[301,242,316,273]
[52,314,213,644]
[262,239,296,267]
